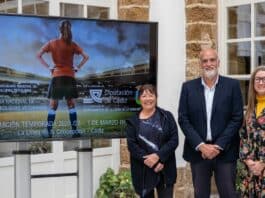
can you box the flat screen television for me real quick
[0,13,157,141]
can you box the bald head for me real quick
[199,48,218,61]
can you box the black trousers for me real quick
[191,159,238,198]
[140,177,174,198]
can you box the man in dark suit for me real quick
[178,48,243,198]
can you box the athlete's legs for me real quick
[47,99,58,137]
[67,99,79,137]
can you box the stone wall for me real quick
[186,0,218,80]
[118,0,149,21]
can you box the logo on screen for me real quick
[83,89,103,104]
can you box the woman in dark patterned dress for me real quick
[126,84,179,198]
[240,66,265,197]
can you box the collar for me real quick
[201,75,219,89]
[256,95,265,102]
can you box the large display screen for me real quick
[0,14,157,141]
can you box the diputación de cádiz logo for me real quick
[83,89,103,104]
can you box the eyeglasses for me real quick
[254,77,265,84]
[201,58,217,64]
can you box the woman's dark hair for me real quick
[138,84,157,98]
[59,20,72,45]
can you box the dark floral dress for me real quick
[239,109,265,198]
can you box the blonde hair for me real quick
[245,66,265,119]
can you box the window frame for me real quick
[0,0,117,18]
[218,0,265,79]
[218,0,265,108]
[49,0,117,18]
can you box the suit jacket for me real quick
[178,76,243,163]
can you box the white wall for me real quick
[150,0,186,167]
[0,144,117,198]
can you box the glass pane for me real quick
[228,5,251,39]
[64,140,79,151]
[22,0,49,15]
[0,142,51,158]
[255,40,265,66]
[255,2,265,36]
[29,142,52,154]
[0,143,16,157]
[228,42,251,74]
[0,0,17,13]
[64,139,111,151]
[239,80,249,106]
[87,6,109,19]
[60,3,84,17]
[92,139,111,148]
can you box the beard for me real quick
[203,68,218,80]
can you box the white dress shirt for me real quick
[195,76,219,150]
[201,76,219,141]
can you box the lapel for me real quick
[211,76,223,117]
[196,79,207,122]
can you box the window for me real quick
[87,5,109,19]
[219,1,265,105]
[64,139,111,151]
[60,3,84,17]
[0,0,18,13]
[60,3,110,19]
[22,0,49,15]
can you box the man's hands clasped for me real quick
[199,144,221,160]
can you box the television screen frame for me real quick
[0,13,158,142]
